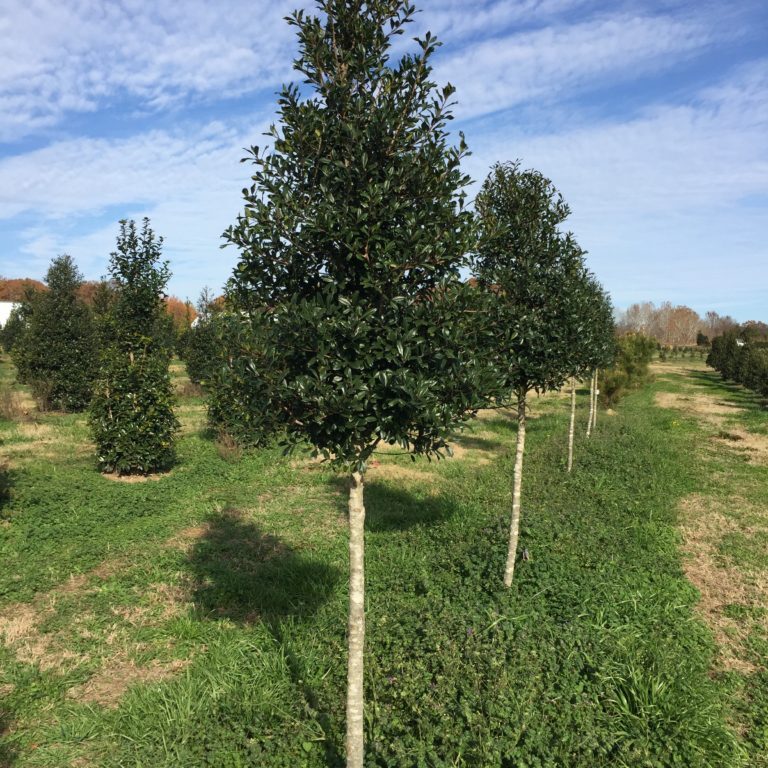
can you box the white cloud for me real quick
[0,0,298,141]
[438,11,717,120]
[0,114,274,296]
[463,62,768,318]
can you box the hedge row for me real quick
[707,331,768,397]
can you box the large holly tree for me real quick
[221,1,488,764]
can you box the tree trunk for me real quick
[586,369,595,438]
[567,379,576,472]
[503,390,527,587]
[346,470,366,768]
[592,370,599,432]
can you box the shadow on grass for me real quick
[0,457,12,514]
[450,433,506,453]
[0,711,17,767]
[188,509,344,766]
[687,369,766,408]
[189,508,339,623]
[364,479,462,533]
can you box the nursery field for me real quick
[0,356,766,767]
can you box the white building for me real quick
[0,301,18,328]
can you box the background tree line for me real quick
[616,301,767,347]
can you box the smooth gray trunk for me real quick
[567,380,576,472]
[592,371,599,431]
[503,391,527,587]
[346,471,366,768]
[586,369,595,438]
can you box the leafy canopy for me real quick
[473,160,610,395]
[10,255,97,411]
[89,219,178,474]
[224,0,485,469]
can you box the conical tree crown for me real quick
[223,0,484,468]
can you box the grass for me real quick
[0,354,764,766]
[649,360,768,766]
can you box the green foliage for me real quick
[708,332,768,397]
[472,161,613,400]
[222,0,485,468]
[599,333,656,405]
[9,255,97,411]
[179,289,222,386]
[89,219,179,474]
[1,304,29,354]
[0,368,745,766]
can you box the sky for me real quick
[0,0,766,321]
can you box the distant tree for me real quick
[707,331,740,382]
[599,333,657,405]
[572,276,615,452]
[220,1,486,763]
[0,278,46,301]
[618,301,655,336]
[696,331,709,346]
[89,219,179,474]
[1,303,31,356]
[473,160,602,585]
[181,288,221,385]
[9,255,97,410]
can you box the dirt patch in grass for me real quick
[166,523,211,551]
[655,391,743,420]
[650,362,703,377]
[101,470,173,484]
[0,604,41,645]
[712,428,768,465]
[367,462,433,483]
[68,657,190,708]
[655,391,768,465]
[678,494,767,674]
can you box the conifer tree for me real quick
[89,219,178,474]
[10,255,97,411]
[221,2,486,763]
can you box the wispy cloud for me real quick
[464,61,768,317]
[438,11,717,120]
[0,0,297,141]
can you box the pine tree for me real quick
[10,255,97,411]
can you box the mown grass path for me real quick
[0,355,764,766]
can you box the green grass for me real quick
[0,356,763,766]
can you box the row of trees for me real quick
[707,332,768,397]
[2,2,616,763]
[208,2,614,765]
[617,302,746,346]
[2,222,180,473]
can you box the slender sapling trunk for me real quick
[503,390,527,587]
[567,379,576,472]
[346,470,366,768]
[586,369,595,438]
[592,370,599,432]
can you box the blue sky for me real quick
[0,0,766,321]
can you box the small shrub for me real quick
[215,431,243,462]
[176,379,203,399]
[599,333,655,405]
